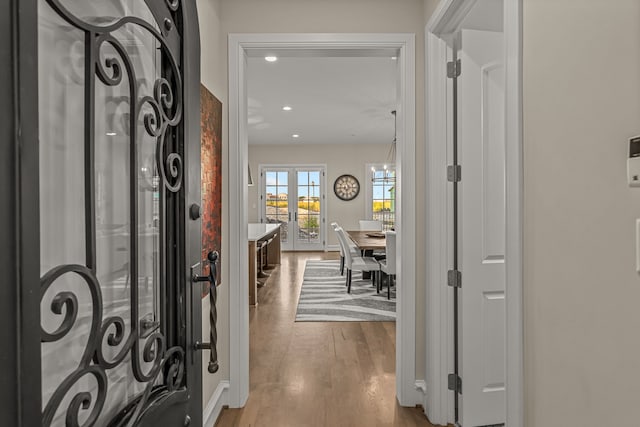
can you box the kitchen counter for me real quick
[247,223,281,305]
[248,223,280,241]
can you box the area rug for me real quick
[295,259,396,322]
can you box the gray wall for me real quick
[523,0,640,424]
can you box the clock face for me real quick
[334,174,360,201]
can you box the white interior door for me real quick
[262,166,325,251]
[458,28,506,427]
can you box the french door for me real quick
[260,166,326,251]
[6,1,204,426]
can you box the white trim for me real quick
[203,381,230,427]
[425,30,453,426]
[504,0,524,425]
[228,33,419,408]
[427,0,478,35]
[424,1,524,426]
[326,244,340,252]
[228,36,250,408]
[393,33,420,407]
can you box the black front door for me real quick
[27,1,203,426]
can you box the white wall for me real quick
[523,0,640,425]
[249,143,389,247]
[196,0,230,413]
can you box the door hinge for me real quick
[448,374,462,394]
[447,165,461,182]
[447,269,461,288]
[447,59,461,78]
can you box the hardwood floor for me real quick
[215,251,438,427]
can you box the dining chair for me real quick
[358,219,383,231]
[335,226,379,293]
[331,222,359,275]
[358,219,385,259]
[378,231,396,299]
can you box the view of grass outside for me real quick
[264,171,289,241]
[296,170,321,242]
[264,169,322,244]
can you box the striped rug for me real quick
[295,259,396,322]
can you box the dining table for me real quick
[345,230,387,251]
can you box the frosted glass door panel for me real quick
[38,1,186,425]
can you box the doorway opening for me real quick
[228,34,418,408]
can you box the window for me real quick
[368,165,395,230]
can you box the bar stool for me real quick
[263,233,277,271]
[256,240,269,287]
[256,237,273,288]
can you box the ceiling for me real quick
[246,55,398,146]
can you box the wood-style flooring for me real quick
[215,251,438,427]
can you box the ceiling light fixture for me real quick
[282,106,292,111]
[292,134,300,138]
[106,132,117,136]
[265,56,278,62]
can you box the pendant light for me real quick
[384,110,396,170]
[372,110,396,182]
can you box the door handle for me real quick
[289,211,291,221]
[192,251,219,373]
[294,212,297,221]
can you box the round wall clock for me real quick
[333,174,360,201]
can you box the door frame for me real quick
[425,0,523,425]
[2,0,40,425]
[228,33,418,407]
[258,164,327,251]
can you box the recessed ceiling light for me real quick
[282,106,292,111]
[106,132,117,136]
[265,56,278,62]
[292,134,300,138]
[391,56,397,60]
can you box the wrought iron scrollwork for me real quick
[40,0,188,425]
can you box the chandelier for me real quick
[372,110,396,182]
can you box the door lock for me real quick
[189,203,201,220]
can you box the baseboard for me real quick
[325,245,340,252]
[416,380,428,418]
[203,380,230,427]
